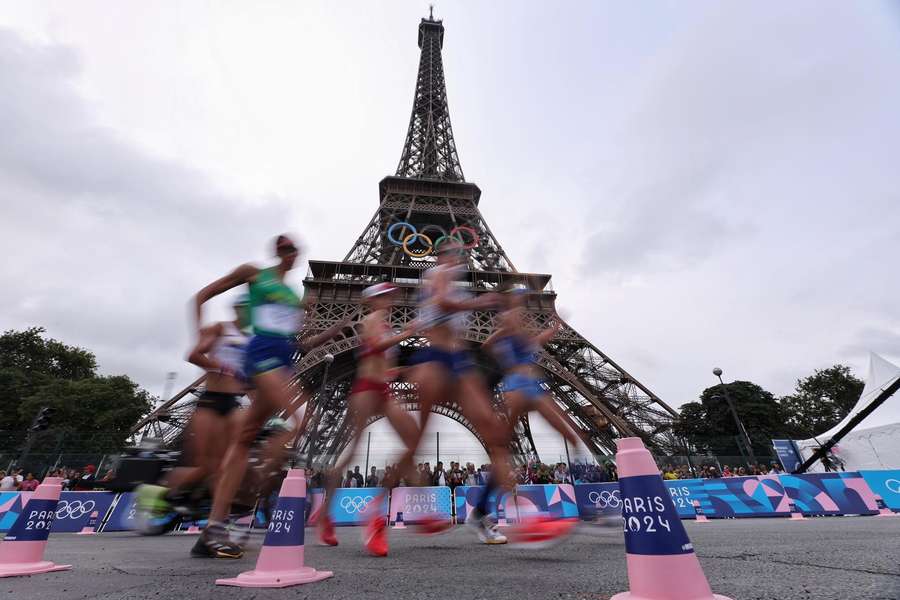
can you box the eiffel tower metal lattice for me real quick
[133,13,680,464]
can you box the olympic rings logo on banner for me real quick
[385,222,480,258]
[340,495,375,513]
[587,490,621,509]
[885,479,900,494]
[55,499,96,520]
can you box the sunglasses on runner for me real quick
[276,243,298,255]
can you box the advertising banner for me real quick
[859,470,900,512]
[702,475,790,518]
[51,492,116,533]
[389,486,453,524]
[772,439,804,473]
[513,484,579,520]
[328,488,388,526]
[779,472,879,516]
[453,486,516,524]
[0,491,27,532]
[573,483,621,519]
[103,492,139,532]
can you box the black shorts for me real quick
[196,391,242,417]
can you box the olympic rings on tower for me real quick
[385,222,480,257]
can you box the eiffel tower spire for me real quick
[395,12,465,182]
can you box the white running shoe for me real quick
[466,511,508,545]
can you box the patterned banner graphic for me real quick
[513,484,579,520]
[103,492,139,532]
[702,475,791,518]
[779,472,879,516]
[453,485,517,524]
[389,486,452,524]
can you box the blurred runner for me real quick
[191,234,346,558]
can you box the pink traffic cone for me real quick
[497,503,509,527]
[393,511,406,529]
[874,495,897,517]
[216,469,333,588]
[0,477,72,577]
[691,500,709,523]
[77,511,100,535]
[788,500,806,521]
[612,438,732,600]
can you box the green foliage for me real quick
[674,380,790,457]
[779,365,863,438]
[0,327,154,453]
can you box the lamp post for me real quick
[712,367,758,465]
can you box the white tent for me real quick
[796,353,900,472]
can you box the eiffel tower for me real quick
[133,12,680,462]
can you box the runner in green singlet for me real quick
[190,234,347,558]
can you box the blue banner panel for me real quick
[665,479,710,519]
[772,439,804,473]
[859,470,900,512]
[104,492,140,531]
[702,475,790,518]
[779,472,878,516]
[573,483,621,519]
[51,492,116,533]
[327,488,388,526]
[389,486,452,524]
[514,484,578,520]
[453,486,516,523]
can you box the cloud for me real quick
[0,28,294,394]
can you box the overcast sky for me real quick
[2,2,899,461]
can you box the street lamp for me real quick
[712,367,758,465]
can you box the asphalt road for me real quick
[2,517,899,600]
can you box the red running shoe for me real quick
[363,515,388,557]
[318,515,338,546]
[414,515,452,536]
[508,516,577,549]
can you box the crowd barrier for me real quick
[1,469,898,534]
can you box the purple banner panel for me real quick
[51,492,116,533]
[389,486,453,525]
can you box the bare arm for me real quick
[186,323,225,372]
[365,317,416,354]
[193,263,259,333]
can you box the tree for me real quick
[779,365,863,439]
[0,327,154,453]
[675,380,790,459]
[18,376,153,453]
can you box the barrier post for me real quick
[788,500,806,521]
[77,511,100,535]
[216,469,333,588]
[691,500,709,523]
[874,495,898,518]
[0,477,72,577]
[611,438,731,600]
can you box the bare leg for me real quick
[164,408,228,493]
[208,369,292,523]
